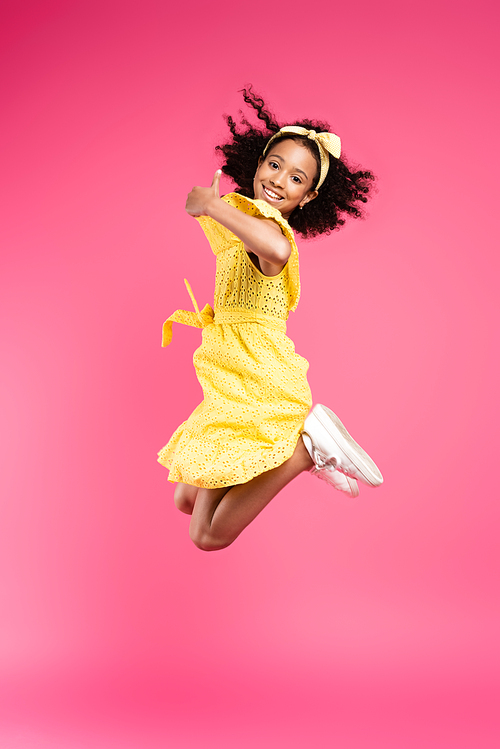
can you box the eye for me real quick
[291,175,302,184]
[268,160,279,170]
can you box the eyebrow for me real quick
[267,152,309,180]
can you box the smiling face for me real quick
[253,138,319,219]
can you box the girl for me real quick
[158,88,383,551]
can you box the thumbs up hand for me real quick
[210,168,221,198]
[185,170,221,217]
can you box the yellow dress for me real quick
[157,192,312,488]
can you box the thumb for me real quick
[211,169,221,196]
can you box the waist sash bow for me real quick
[162,279,287,347]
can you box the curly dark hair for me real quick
[215,87,375,238]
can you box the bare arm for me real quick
[186,171,291,272]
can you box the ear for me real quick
[299,190,318,208]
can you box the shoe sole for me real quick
[314,405,383,487]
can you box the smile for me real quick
[263,186,284,202]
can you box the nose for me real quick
[270,172,284,188]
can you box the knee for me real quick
[175,495,194,515]
[189,526,233,552]
[174,484,196,515]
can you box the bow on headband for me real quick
[262,126,341,189]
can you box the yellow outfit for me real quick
[157,193,312,488]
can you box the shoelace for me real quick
[310,442,338,471]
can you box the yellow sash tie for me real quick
[162,279,214,347]
[162,279,288,346]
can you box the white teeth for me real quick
[264,187,283,200]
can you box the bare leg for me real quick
[174,483,198,515]
[188,437,313,551]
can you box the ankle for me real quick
[296,434,315,471]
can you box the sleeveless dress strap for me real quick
[162,279,214,347]
[201,193,301,312]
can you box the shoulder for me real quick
[223,192,289,225]
[222,192,297,245]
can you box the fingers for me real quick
[185,174,220,218]
[211,169,221,196]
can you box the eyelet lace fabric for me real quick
[157,193,312,488]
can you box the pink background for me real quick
[1,1,499,746]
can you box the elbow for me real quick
[250,230,291,265]
[273,236,292,265]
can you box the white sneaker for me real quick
[314,467,360,497]
[303,432,359,496]
[302,404,383,488]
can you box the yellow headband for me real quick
[262,126,341,189]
